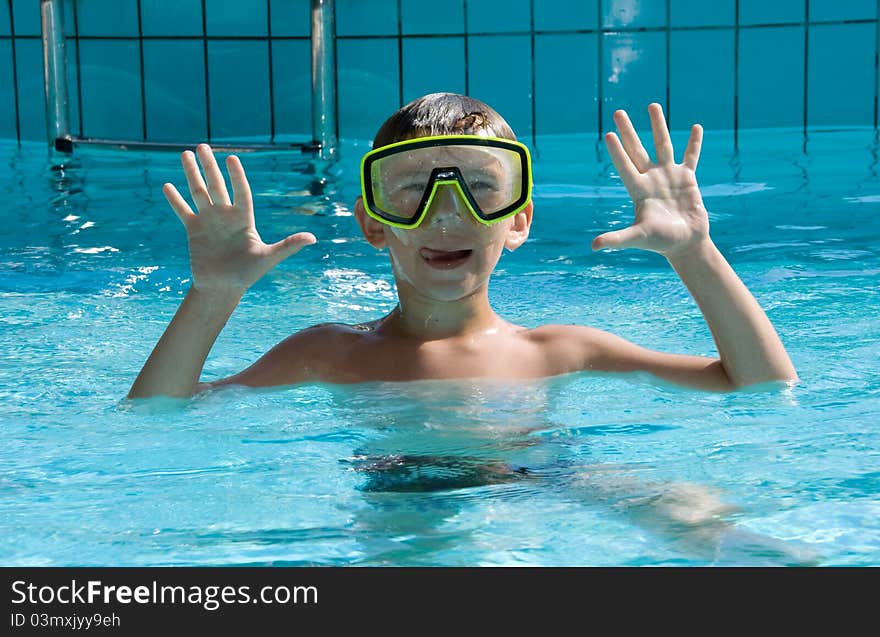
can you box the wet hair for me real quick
[372,92,517,147]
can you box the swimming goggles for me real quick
[360,135,533,229]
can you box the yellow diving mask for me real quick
[360,135,533,229]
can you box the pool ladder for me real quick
[40,0,338,160]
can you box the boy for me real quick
[128,93,798,400]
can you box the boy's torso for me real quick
[297,321,588,385]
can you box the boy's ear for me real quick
[354,196,387,249]
[504,200,533,251]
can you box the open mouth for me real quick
[419,247,473,269]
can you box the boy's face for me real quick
[354,182,533,302]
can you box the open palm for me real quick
[163,144,316,295]
[593,104,709,260]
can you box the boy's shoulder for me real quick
[289,320,612,357]
[526,323,610,350]
[300,320,608,347]
[279,321,371,351]
[528,323,603,339]
[529,323,674,376]
[201,321,623,391]
[286,320,607,374]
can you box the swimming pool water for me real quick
[1,129,878,566]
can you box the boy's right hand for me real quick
[162,144,316,296]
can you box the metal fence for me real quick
[36,0,337,158]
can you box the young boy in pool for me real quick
[128,92,798,399]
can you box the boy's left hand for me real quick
[593,103,709,260]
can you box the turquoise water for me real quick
[1,129,878,566]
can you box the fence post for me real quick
[311,0,337,160]
[40,0,72,153]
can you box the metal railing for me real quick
[311,0,337,161]
[39,0,337,159]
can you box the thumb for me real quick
[591,224,645,251]
[266,232,317,266]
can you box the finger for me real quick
[603,132,639,187]
[612,109,652,172]
[648,103,674,165]
[591,224,646,251]
[682,124,703,170]
[162,183,196,226]
[226,155,253,211]
[181,150,212,211]
[265,232,317,268]
[196,143,232,206]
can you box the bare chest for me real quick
[316,331,572,384]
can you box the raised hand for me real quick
[163,144,316,295]
[593,103,709,260]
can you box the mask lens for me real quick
[457,147,521,216]
[371,158,427,222]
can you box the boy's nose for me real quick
[422,183,473,227]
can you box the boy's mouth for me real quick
[419,247,473,270]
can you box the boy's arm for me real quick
[194,323,341,392]
[129,289,324,398]
[128,287,243,398]
[577,327,735,392]
[127,144,315,400]
[582,104,797,391]
[666,238,797,387]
